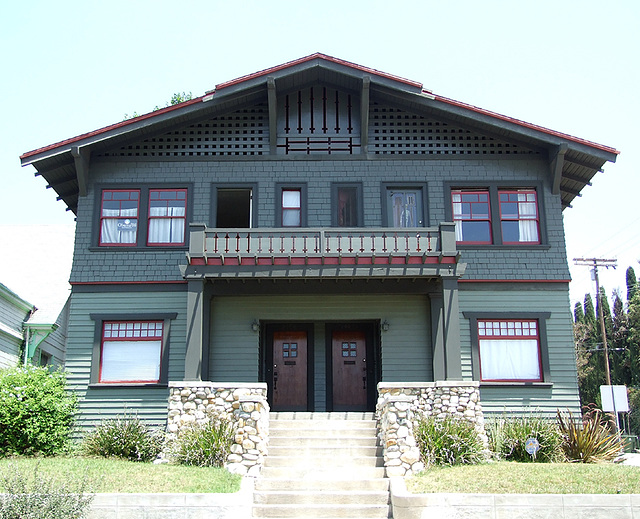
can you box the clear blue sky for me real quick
[1,0,638,308]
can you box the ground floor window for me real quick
[99,321,164,383]
[477,319,542,382]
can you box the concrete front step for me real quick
[268,445,382,458]
[270,419,376,429]
[264,455,383,468]
[254,490,389,506]
[260,465,386,480]
[269,426,377,438]
[252,503,389,518]
[269,436,378,447]
[255,478,389,492]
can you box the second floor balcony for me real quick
[184,223,463,280]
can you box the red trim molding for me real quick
[459,279,571,284]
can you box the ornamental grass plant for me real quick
[80,414,164,462]
[486,413,565,463]
[557,408,623,463]
[414,414,486,467]
[169,415,235,467]
[0,463,93,519]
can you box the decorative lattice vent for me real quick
[98,106,269,157]
[368,104,539,156]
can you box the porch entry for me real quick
[264,322,378,412]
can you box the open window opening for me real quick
[216,188,252,228]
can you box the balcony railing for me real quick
[187,223,457,266]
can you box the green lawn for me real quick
[0,456,241,493]
[407,462,640,494]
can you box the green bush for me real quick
[557,409,623,463]
[0,366,76,456]
[486,413,564,463]
[80,415,164,462]
[169,416,235,467]
[628,387,640,436]
[414,414,485,467]
[0,463,93,519]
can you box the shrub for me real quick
[80,415,164,462]
[414,414,485,467]
[0,365,76,456]
[169,416,235,467]
[486,413,564,463]
[0,463,93,519]
[557,408,623,463]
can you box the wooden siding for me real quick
[458,286,580,416]
[209,294,431,411]
[65,290,187,429]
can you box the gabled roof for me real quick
[21,53,618,213]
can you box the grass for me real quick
[407,462,640,494]
[0,456,241,494]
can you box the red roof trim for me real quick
[20,97,205,161]
[433,93,620,156]
[215,52,423,91]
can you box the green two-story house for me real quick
[21,54,618,429]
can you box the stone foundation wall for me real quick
[167,382,269,477]
[376,381,486,477]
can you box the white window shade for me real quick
[479,338,541,380]
[100,340,161,382]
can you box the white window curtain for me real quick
[479,338,541,380]
[101,340,161,382]
[148,205,186,244]
[517,192,538,242]
[282,190,301,226]
[101,208,138,244]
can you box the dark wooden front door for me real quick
[331,330,367,411]
[272,331,308,411]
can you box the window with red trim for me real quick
[99,321,163,383]
[478,319,542,382]
[282,188,301,227]
[499,189,540,244]
[451,190,492,244]
[100,190,140,245]
[147,189,187,245]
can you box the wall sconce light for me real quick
[381,320,390,332]
[251,320,259,332]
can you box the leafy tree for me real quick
[627,266,638,303]
[574,301,585,324]
[124,91,194,120]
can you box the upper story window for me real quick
[477,319,542,382]
[148,189,187,246]
[449,186,542,245]
[99,321,164,383]
[100,190,140,245]
[498,190,540,244]
[452,190,491,244]
[97,186,190,248]
[331,183,363,227]
[386,188,424,227]
[281,188,302,227]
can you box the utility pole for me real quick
[573,257,617,385]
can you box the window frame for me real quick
[275,183,307,227]
[147,188,188,246]
[89,312,177,386]
[211,183,258,229]
[381,183,428,228]
[498,189,541,245]
[451,189,492,245]
[94,184,192,249]
[99,189,141,246]
[445,182,546,246]
[464,311,551,385]
[331,182,363,227]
